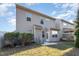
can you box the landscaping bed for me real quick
[0,42,74,56]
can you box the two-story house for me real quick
[16,4,74,43]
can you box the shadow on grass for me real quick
[46,41,74,50]
[0,43,42,56]
[46,41,78,56]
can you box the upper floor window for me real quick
[27,17,31,21]
[26,14,32,21]
[40,19,44,24]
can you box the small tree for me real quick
[75,7,79,48]
[19,33,33,46]
[21,33,27,46]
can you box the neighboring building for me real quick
[16,4,74,43]
[0,31,5,48]
[60,20,74,41]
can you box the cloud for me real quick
[0,3,15,16]
[52,3,78,21]
[8,11,14,16]
[51,11,57,15]
[26,3,39,6]
[8,18,16,26]
[56,13,70,19]
[0,3,16,32]
[0,3,15,7]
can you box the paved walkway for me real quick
[42,42,59,45]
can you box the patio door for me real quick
[51,30,59,41]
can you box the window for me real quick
[52,34,57,38]
[55,34,57,37]
[27,17,31,21]
[26,14,32,21]
[40,19,44,24]
[42,31,45,38]
[52,31,58,38]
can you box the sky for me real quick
[0,3,78,32]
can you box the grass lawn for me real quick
[0,42,74,56]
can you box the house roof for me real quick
[61,19,74,25]
[16,4,56,20]
[16,4,74,25]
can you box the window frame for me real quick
[26,14,32,22]
[40,19,44,24]
[27,16,31,21]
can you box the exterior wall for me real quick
[55,19,62,39]
[16,7,60,43]
[62,22,74,29]
[60,20,74,40]
[16,5,75,43]
[48,30,60,41]
[47,18,61,41]
[16,8,56,33]
[59,19,64,39]
[16,9,33,33]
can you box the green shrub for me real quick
[4,32,33,47]
[4,32,14,41]
[75,29,79,48]
[4,32,15,47]
[75,8,79,48]
[20,33,33,46]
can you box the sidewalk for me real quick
[42,42,59,45]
